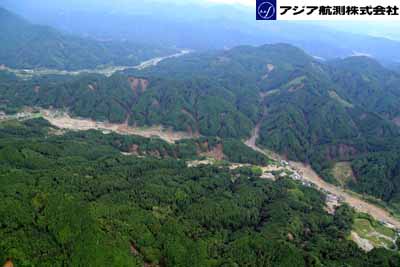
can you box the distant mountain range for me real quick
[2,3,400,266]
[2,1,400,67]
[0,7,174,70]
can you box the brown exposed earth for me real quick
[128,144,140,155]
[261,63,275,80]
[128,77,149,94]
[181,108,200,136]
[245,92,268,149]
[351,231,374,252]
[130,242,140,256]
[6,108,400,230]
[245,123,260,149]
[201,143,224,161]
[2,260,13,267]
[245,96,400,229]
[41,109,198,144]
[290,161,400,229]
[244,120,400,229]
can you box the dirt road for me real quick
[289,161,400,229]
[6,108,400,229]
[244,133,400,229]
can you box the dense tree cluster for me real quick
[1,42,400,219]
[1,5,400,266]
[1,119,399,266]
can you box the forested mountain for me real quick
[131,44,400,209]
[4,1,400,66]
[0,7,174,70]
[2,2,400,266]
[1,43,400,214]
[1,119,399,266]
[328,57,400,123]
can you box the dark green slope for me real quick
[127,44,400,163]
[328,56,400,122]
[1,119,399,266]
[258,69,400,162]
[1,43,399,150]
[0,7,173,70]
[1,43,400,211]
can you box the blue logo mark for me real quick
[256,0,277,20]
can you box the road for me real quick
[4,108,400,228]
[244,127,400,229]
[289,161,400,229]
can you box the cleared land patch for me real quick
[331,161,355,186]
[352,213,398,251]
[329,91,354,108]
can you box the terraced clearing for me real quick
[244,120,400,230]
[351,214,398,251]
[288,160,400,229]
[3,107,400,248]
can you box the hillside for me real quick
[1,118,400,266]
[1,43,400,219]
[2,2,400,266]
[0,7,174,70]
[3,1,400,66]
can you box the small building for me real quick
[261,172,275,180]
[280,160,289,166]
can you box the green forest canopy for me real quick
[1,43,400,226]
[0,119,399,266]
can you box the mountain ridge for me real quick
[1,38,400,222]
[3,2,400,67]
[0,7,175,70]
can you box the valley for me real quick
[41,109,198,143]
[1,4,400,265]
[4,108,400,235]
[1,49,191,79]
[245,121,400,229]
[0,109,197,143]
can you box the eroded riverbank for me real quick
[1,50,191,78]
[244,129,400,230]
[41,110,198,143]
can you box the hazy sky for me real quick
[1,0,399,40]
[203,0,400,40]
[205,0,254,6]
